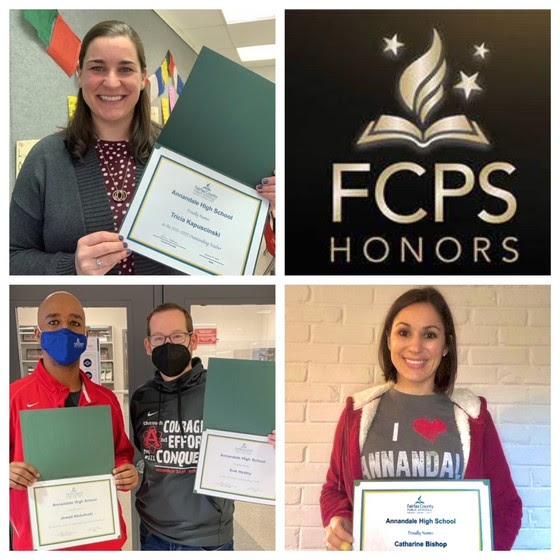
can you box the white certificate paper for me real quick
[353,480,493,551]
[194,429,275,505]
[120,145,270,275]
[28,474,120,550]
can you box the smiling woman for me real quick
[386,303,448,395]
[10,20,172,276]
[10,16,276,276]
[320,287,522,552]
[78,37,146,142]
[379,290,457,396]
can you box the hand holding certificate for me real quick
[121,147,269,275]
[120,47,275,275]
[20,406,121,550]
[28,474,120,551]
[353,480,493,551]
[194,358,275,504]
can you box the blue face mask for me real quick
[40,328,88,366]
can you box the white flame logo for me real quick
[357,28,489,149]
[399,29,446,124]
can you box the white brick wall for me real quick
[285,285,550,551]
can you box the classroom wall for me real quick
[285,285,550,550]
[9,9,199,191]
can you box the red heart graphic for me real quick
[412,418,448,443]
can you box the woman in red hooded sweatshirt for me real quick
[321,287,522,551]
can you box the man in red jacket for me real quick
[9,291,138,550]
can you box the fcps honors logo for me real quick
[328,19,545,273]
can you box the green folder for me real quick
[157,46,275,188]
[203,358,275,436]
[20,406,114,480]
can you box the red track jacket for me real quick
[10,360,134,550]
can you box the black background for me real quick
[285,10,550,275]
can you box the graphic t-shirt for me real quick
[361,388,463,480]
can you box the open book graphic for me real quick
[357,114,489,148]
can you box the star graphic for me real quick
[454,71,483,100]
[474,43,490,59]
[383,34,404,56]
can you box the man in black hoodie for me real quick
[130,303,234,550]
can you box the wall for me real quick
[192,303,275,364]
[9,9,198,190]
[285,285,550,550]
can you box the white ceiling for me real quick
[155,10,275,83]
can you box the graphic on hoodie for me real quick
[143,426,163,452]
[141,418,203,474]
[361,389,463,480]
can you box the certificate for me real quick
[353,480,493,551]
[120,145,269,275]
[28,474,120,551]
[194,429,275,505]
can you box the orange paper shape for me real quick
[46,15,81,76]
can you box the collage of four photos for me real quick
[7,6,552,554]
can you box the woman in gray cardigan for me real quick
[10,20,275,275]
[11,20,168,275]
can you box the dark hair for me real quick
[146,303,194,336]
[65,20,159,163]
[378,287,458,395]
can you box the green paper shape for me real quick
[157,47,275,188]
[20,405,115,480]
[203,358,275,436]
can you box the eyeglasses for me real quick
[148,332,192,347]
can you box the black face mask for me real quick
[151,343,191,378]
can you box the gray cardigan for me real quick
[10,132,178,275]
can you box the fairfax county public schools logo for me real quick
[357,29,490,149]
[66,487,84,500]
[194,182,218,203]
[407,495,434,514]
[234,443,253,456]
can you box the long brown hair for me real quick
[378,287,458,395]
[65,20,159,163]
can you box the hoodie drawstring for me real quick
[177,385,184,435]
[157,387,163,430]
[157,383,184,435]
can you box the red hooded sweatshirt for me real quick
[320,383,522,551]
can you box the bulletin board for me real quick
[9,9,198,192]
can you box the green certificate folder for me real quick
[20,406,114,480]
[203,358,275,436]
[157,46,275,188]
[119,47,274,275]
